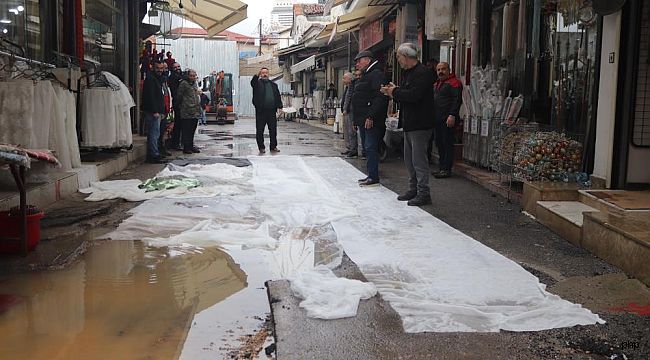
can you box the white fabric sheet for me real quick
[52,86,73,170]
[0,80,34,147]
[99,156,604,330]
[30,81,53,149]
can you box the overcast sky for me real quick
[229,0,275,36]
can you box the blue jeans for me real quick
[200,109,207,125]
[361,126,380,181]
[145,112,160,159]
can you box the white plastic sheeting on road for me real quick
[101,155,604,330]
[289,266,377,320]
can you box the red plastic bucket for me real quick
[0,211,45,254]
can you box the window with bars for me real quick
[633,0,650,147]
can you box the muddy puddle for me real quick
[0,241,272,360]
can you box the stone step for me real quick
[536,201,600,246]
[579,190,650,219]
[583,211,650,286]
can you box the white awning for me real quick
[290,55,316,74]
[169,0,248,38]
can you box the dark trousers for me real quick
[158,116,168,155]
[360,126,381,181]
[434,120,455,172]
[170,105,182,148]
[181,118,198,151]
[255,109,278,150]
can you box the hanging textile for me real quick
[80,88,119,148]
[30,81,54,149]
[0,80,34,148]
[517,0,527,50]
[425,0,454,41]
[52,86,73,170]
[102,71,135,147]
[64,90,81,168]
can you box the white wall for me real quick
[592,11,622,188]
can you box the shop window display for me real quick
[0,1,42,60]
[83,0,122,73]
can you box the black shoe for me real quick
[357,176,369,183]
[259,148,266,154]
[361,154,367,160]
[341,150,350,155]
[183,150,193,154]
[359,178,380,187]
[433,170,451,179]
[397,191,417,201]
[270,147,281,153]
[145,158,166,164]
[346,152,358,159]
[192,148,201,153]
[162,151,172,156]
[407,195,432,206]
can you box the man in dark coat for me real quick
[351,50,388,187]
[383,43,435,206]
[340,72,359,157]
[142,61,166,163]
[168,62,184,150]
[433,62,463,178]
[251,67,283,153]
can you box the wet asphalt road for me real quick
[4,117,648,359]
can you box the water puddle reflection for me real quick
[0,241,268,360]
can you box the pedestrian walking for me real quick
[168,62,184,150]
[199,92,209,126]
[382,43,435,206]
[351,50,388,187]
[176,69,202,155]
[251,67,283,154]
[142,61,166,163]
[340,72,359,158]
[432,62,463,178]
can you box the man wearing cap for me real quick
[351,50,388,187]
[382,43,435,206]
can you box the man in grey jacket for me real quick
[340,72,359,157]
[176,69,202,154]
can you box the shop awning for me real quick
[291,55,316,74]
[169,0,248,38]
[333,0,350,6]
[275,43,306,56]
[316,5,391,41]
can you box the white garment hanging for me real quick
[0,80,34,147]
[103,72,135,147]
[52,85,73,170]
[81,89,118,147]
[64,90,81,168]
[30,81,54,149]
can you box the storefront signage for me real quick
[471,117,478,134]
[481,119,489,137]
[359,20,383,51]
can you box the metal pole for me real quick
[258,19,262,56]
[347,32,351,71]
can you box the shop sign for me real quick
[359,20,383,51]
[481,119,489,137]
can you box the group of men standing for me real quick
[142,60,202,163]
[342,44,462,206]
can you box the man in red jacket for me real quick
[432,62,462,178]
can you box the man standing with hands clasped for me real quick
[432,62,462,178]
[351,50,388,187]
[142,60,167,164]
[251,67,283,154]
[382,43,435,206]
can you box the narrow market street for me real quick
[0,118,648,360]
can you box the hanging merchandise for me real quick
[513,131,584,182]
[425,0,453,40]
[0,81,34,147]
[80,72,135,148]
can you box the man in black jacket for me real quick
[251,67,283,153]
[383,43,435,206]
[142,61,166,163]
[168,62,183,150]
[351,51,388,187]
[433,62,463,178]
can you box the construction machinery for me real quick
[203,71,237,124]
